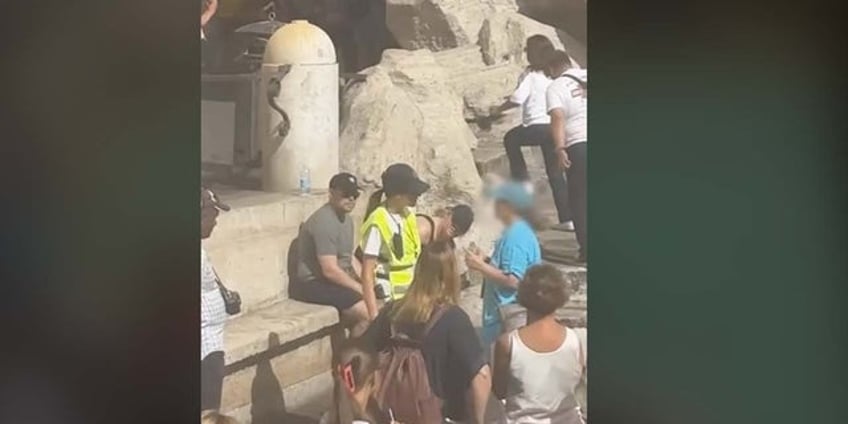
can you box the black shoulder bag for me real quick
[212,268,241,315]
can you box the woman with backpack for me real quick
[492,264,587,424]
[363,242,492,424]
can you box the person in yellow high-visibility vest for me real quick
[359,163,431,319]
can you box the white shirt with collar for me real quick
[546,68,588,147]
[510,69,553,126]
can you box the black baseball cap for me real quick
[381,163,430,197]
[329,172,363,194]
[201,186,230,211]
[450,204,474,236]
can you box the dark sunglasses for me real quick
[333,188,360,200]
[342,191,360,200]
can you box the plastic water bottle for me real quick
[299,166,311,196]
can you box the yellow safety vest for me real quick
[360,205,421,299]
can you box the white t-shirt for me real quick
[505,327,586,424]
[511,70,552,126]
[546,69,588,147]
[362,212,407,286]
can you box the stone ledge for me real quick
[205,227,299,312]
[205,189,327,245]
[224,299,340,367]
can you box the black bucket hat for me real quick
[381,163,430,197]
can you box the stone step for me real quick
[206,189,326,244]
[537,228,584,265]
[473,142,546,180]
[204,190,328,312]
[221,299,343,422]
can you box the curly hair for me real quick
[518,264,570,316]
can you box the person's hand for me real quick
[464,249,486,272]
[556,148,571,170]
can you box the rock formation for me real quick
[385,0,518,51]
[339,48,507,264]
[478,12,566,66]
[340,49,481,208]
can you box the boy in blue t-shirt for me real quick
[465,183,542,349]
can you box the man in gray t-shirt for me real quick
[291,173,369,336]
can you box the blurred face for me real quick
[494,200,515,224]
[329,188,359,213]
[201,202,219,239]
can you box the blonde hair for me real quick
[201,410,240,424]
[391,242,460,324]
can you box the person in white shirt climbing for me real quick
[493,35,573,229]
[546,50,588,263]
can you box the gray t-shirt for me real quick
[296,203,355,282]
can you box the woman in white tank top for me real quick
[493,264,586,424]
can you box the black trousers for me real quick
[201,351,225,411]
[503,124,571,223]
[566,142,587,257]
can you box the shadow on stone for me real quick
[250,333,318,424]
